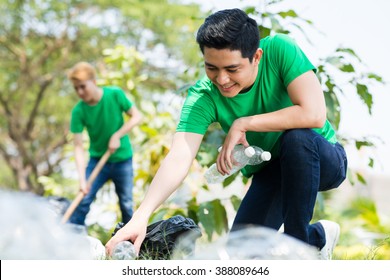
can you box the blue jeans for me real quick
[232,129,348,249]
[69,157,134,226]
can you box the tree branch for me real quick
[24,76,53,140]
[0,91,12,118]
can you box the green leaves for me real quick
[321,48,384,118]
[230,195,242,212]
[355,139,374,150]
[356,83,373,114]
[198,199,228,241]
[278,9,299,19]
[150,196,231,243]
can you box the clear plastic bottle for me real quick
[247,146,272,165]
[111,241,137,260]
[204,145,255,184]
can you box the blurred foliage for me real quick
[0,0,388,259]
[0,0,203,193]
[333,197,390,260]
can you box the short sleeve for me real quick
[270,34,316,87]
[176,78,217,135]
[70,104,84,133]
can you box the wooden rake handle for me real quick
[61,150,112,224]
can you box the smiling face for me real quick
[203,47,262,98]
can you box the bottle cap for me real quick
[261,151,271,161]
[244,146,255,158]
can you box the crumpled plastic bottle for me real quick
[111,241,137,260]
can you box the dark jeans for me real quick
[69,157,134,226]
[232,129,348,249]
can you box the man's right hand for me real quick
[79,180,89,195]
[105,216,148,257]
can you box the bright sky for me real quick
[196,0,390,176]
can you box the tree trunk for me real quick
[7,154,44,195]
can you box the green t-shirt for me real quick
[176,34,337,177]
[70,86,133,162]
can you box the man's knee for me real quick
[280,129,314,148]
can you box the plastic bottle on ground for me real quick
[204,145,255,184]
[111,241,137,260]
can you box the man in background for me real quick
[67,61,142,226]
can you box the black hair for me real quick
[196,8,259,62]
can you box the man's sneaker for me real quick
[318,220,340,260]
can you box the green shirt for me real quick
[70,86,133,162]
[176,34,337,177]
